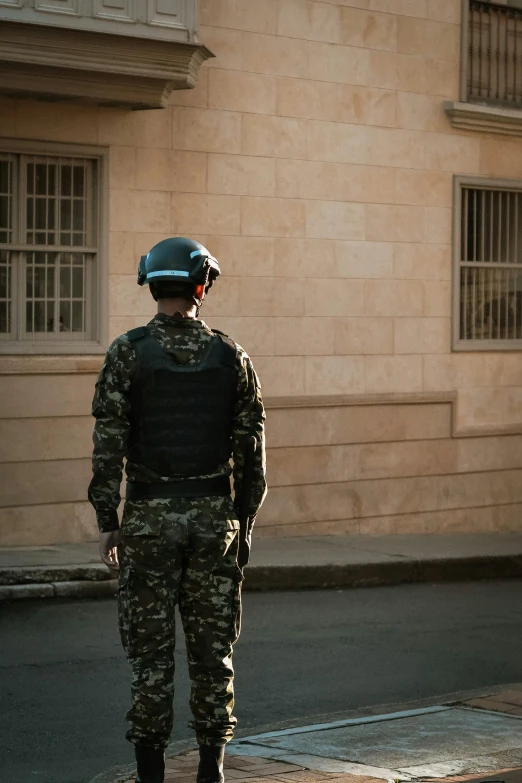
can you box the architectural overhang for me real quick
[444,100,522,137]
[0,19,214,110]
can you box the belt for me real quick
[126,475,231,500]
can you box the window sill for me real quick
[444,100,522,137]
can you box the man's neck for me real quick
[157,299,197,319]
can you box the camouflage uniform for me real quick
[88,313,266,750]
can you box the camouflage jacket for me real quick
[88,313,267,533]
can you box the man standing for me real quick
[88,238,267,783]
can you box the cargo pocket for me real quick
[211,516,240,558]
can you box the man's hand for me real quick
[99,530,121,572]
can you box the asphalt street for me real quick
[1,581,522,783]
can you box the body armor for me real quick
[126,327,237,480]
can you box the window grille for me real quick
[467,0,522,106]
[455,177,522,349]
[0,151,99,349]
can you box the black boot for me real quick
[134,744,165,783]
[197,744,225,783]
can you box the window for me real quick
[0,143,107,354]
[454,176,522,350]
[465,1,522,107]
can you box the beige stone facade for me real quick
[1,0,522,545]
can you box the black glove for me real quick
[237,517,255,569]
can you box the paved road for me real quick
[1,581,522,783]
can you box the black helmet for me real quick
[137,238,220,297]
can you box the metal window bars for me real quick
[460,185,522,343]
[0,152,97,342]
[468,0,522,106]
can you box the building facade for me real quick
[1,0,521,546]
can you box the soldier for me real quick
[88,238,267,783]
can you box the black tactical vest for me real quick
[126,327,237,477]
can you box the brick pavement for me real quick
[121,689,522,783]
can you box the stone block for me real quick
[334,317,394,354]
[172,193,241,235]
[274,317,334,356]
[135,149,207,193]
[0,459,91,507]
[305,356,366,394]
[207,154,275,197]
[308,41,370,85]
[338,85,397,127]
[199,26,243,71]
[241,197,306,237]
[199,0,278,34]
[17,101,98,144]
[366,127,425,170]
[0,417,92,463]
[109,232,135,275]
[394,317,450,354]
[305,278,365,317]
[109,146,135,190]
[457,387,506,429]
[278,0,342,44]
[241,114,307,159]
[306,120,367,163]
[207,316,275,356]
[335,240,395,278]
[340,7,398,51]
[172,107,241,154]
[109,275,156,317]
[394,243,451,280]
[241,32,309,78]
[370,50,426,93]
[428,0,460,24]
[99,106,170,148]
[480,138,522,179]
[250,356,305,396]
[110,189,171,233]
[366,279,424,317]
[423,280,451,317]
[365,355,423,392]
[425,133,480,173]
[205,236,275,277]
[306,200,366,240]
[395,170,452,207]
[208,69,276,114]
[395,91,448,132]
[196,277,241,317]
[397,16,460,60]
[0,375,97,419]
[424,57,459,97]
[458,435,522,474]
[366,204,425,242]
[265,402,452,448]
[424,206,452,244]
[370,0,429,17]
[276,77,338,121]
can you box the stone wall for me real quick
[1,0,521,545]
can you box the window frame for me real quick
[452,174,522,352]
[0,138,109,355]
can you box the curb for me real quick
[86,683,522,783]
[1,555,522,601]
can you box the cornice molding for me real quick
[0,19,213,108]
[444,100,522,137]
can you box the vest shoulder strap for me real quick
[127,326,149,343]
[211,329,237,367]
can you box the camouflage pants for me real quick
[118,494,243,750]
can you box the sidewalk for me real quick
[112,687,522,783]
[1,533,522,600]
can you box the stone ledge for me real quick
[0,20,213,109]
[444,100,522,137]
